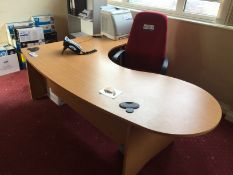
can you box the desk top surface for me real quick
[23,36,222,136]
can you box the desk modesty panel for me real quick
[22,36,221,136]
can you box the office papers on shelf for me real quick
[99,87,122,99]
[78,9,93,20]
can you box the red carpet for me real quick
[0,70,233,175]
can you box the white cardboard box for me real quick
[16,27,44,43]
[0,54,20,76]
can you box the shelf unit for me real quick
[67,0,107,37]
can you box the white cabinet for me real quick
[67,0,107,37]
[81,19,93,35]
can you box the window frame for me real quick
[108,0,232,25]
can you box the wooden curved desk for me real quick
[23,36,222,175]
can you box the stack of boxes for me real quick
[6,21,45,69]
[5,15,58,71]
[6,21,34,45]
[31,15,57,43]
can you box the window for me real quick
[184,0,220,16]
[108,0,233,25]
[129,0,177,10]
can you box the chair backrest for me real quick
[123,11,167,73]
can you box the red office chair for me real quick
[112,11,169,74]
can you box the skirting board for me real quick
[219,101,233,123]
[219,101,231,114]
[225,111,233,123]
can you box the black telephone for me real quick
[62,36,97,55]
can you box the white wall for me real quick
[166,19,233,110]
[131,11,233,110]
[0,0,68,42]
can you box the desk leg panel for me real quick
[47,79,129,145]
[123,126,174,175]
[27,62,47,100]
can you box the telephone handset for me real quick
[62,36,97,55]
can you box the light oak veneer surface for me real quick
[22,36,222,136]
